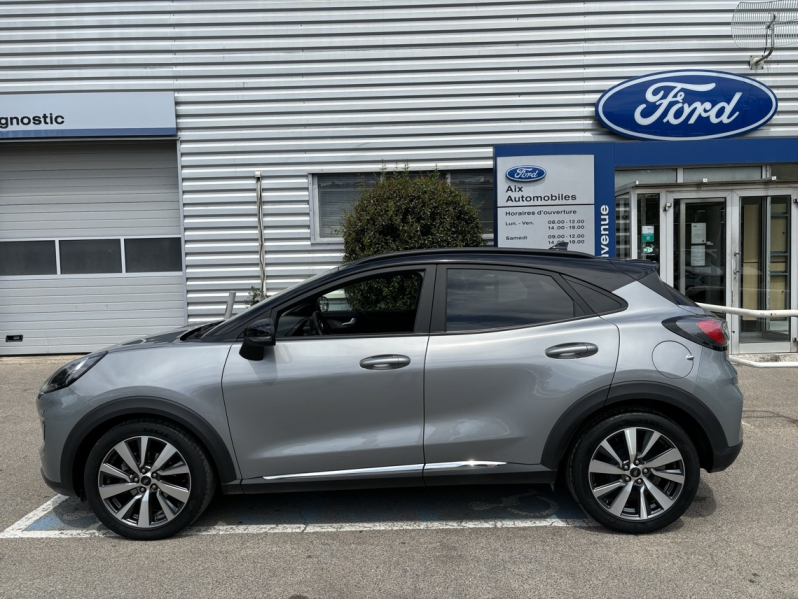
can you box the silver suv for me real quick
[37,248,743,540]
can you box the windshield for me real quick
[201,266,340,337]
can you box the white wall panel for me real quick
[0,141,185,354]
[1,0,796,323]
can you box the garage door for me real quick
[0,140,186,355]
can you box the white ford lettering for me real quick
[634,82,742,127]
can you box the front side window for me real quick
[277,270,424,338]
[445,268,582,332]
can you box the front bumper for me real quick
[40,468,77,497]
[37,386,94,494]
[708,440,743,472]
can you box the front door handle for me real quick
[545,343,598,359]
[359,355,411,370]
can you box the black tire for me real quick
[567,411,699,534]
[84,418,215,540]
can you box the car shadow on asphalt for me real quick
[194,484,588,527]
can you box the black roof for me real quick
[339,247,656,292]
[343,247,596,267]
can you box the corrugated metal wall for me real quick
[1,0,795,323]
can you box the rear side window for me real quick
[638,271,678,303]
[664,283,699,307]
[445,268,582,332]
[564,276,626,314]
[638,271,700,307]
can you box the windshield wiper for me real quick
[181,321,222,341]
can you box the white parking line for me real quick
[0,495,70,538]
[0,496,595,539]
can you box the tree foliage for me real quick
[340,168,484,310]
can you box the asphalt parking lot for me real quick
[1,356,797,598]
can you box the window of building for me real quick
[615,169,677,189]
[683,166,763,182]
[615,192,631,260]
[277,270,424,337]
[124,238,183,273]
[445,268,581,332]
[0,240,57,276]
[312,170,494,241]
[770,164,798,180]
[0,237,182,276]
[59,239,122,274]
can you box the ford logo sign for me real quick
[506,165,547,182]
[596,70,777,141]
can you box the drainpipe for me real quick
[255,170,266,300]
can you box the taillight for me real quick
[662,316,729,351]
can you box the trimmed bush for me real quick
[342,168,484,262]
[340,168,484,310]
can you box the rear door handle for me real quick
[545,343,598,359]
[359,355,411,370]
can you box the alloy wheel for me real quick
[97,435,192,529]
[588,426,686,521]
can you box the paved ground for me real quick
[1,355,797,598]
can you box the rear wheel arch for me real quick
[64,397,238,498]
[543,383,720,473]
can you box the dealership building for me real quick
[1,0,797,356]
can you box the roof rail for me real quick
[343,247,597,268]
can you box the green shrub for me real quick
[342,168,484,261]
[340,168,484,310]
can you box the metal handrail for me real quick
[697,303,798,367]
[697,303,798,318]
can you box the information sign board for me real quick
[495,154,595,253]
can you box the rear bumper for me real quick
[708,440,743,473]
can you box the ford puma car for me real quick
[37,248,743,540]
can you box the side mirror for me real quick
[239,318,275,361]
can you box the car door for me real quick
[423,265,620,479]
[222,266,434,483]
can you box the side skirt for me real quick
[222,462,557,495]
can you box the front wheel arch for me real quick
[64,398,238,498]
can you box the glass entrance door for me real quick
[673,199,727,306]
[624,185,796,354]
[735,194,792,353]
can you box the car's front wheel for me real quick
[84,418,215,540]
[567,411,700,534]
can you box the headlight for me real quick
[39,352,106,395]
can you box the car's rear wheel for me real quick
[567,411,699,533]
[84,418,215,540]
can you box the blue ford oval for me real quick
[506,165,547,182]
[596,70,777,141]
